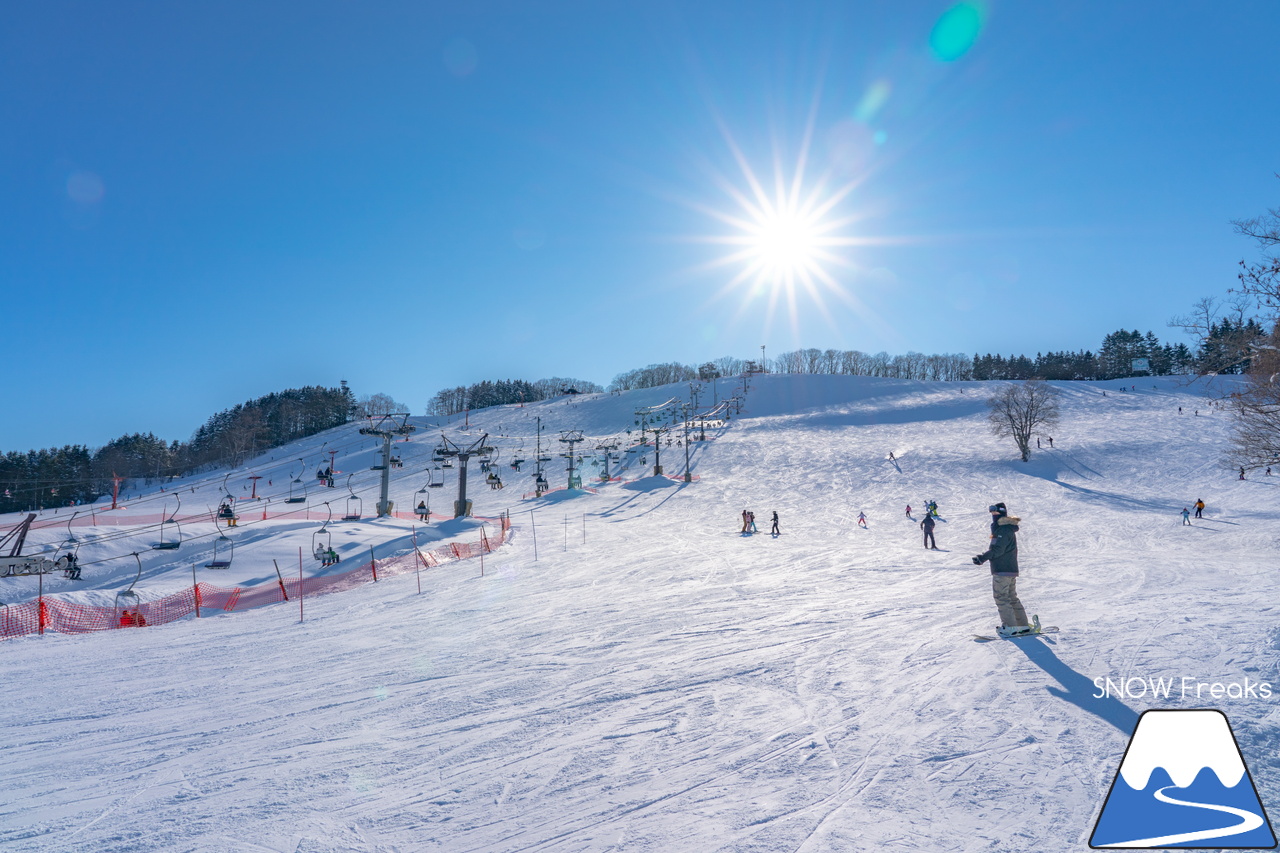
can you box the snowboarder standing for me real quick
[1194,498,1205,519]
[921,513,938,550]
[1180,507,1191,525]
[770,511,780,536]
[971,502,1032,637]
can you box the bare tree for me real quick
[1233,194,1280,313]
[1168,295,1260,374]
[986,380,1060,462]
[357,392,407,417]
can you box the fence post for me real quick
[192,563,201,618]
[370,545,377,582]
[530,509,538,561]
[272,559,290,601]
[298,547,304,623]
[38,570,44,636]
[413,527,422,594]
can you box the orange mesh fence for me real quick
[15,507,457,533]
[1,515,510,641]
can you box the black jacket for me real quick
[976,516,1020,574]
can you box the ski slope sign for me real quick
[1090,709,1276,848]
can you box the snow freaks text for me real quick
[1093,676,1274,701]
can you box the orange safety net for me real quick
[1,515,510,641]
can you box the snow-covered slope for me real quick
[4,375,1278,852]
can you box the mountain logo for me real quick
[1091,709,1276,848]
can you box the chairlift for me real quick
[485,472,503,490]
[152,496,183,550]
[535,473,549,492]
[342,474,362,521]
[391,455,404,469]
[442,458,454,469]
[285,459,307,504]
[216,496,239,527]
[414,487,431,520]
[114,553,147,627]
[205,512,235,568]
[568,473,582,490]
[310,503,334,562]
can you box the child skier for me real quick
[971,502,1033,637]
[857,511,867,528]
[1180,507,1191,525]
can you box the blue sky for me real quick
[3,1,1278,450]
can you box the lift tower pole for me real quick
[359,413,416,517]
[558,431,585,490]
[438,432,495,517]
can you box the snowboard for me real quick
[973,616,1057,642]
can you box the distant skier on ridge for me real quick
[971,502,1034,637]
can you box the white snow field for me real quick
[3,375,1279,852]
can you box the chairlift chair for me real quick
[312,503,333,561]
[414,487,431,520]
[205,529,234,569]
[114,553,147,626]
[285,459,307,504]
[152,496,183,550]
[216,497,239,526]
[535,473,549,492]
[341,474,362,521]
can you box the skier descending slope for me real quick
[972,502,1035,637]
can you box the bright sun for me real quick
[686,119,874,337]
[751,209,822,276]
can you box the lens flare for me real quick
[930,3,985,62]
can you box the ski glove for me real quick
[972,555,987,565]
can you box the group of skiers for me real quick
[1180,499,1207,524]
[740,510,780,535]
[737,499,1037,637]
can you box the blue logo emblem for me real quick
[1091,709,1276,848]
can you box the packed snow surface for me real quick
[4,375,1280,852]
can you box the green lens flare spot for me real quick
[930,3,985,62]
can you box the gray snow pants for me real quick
[992,574,1028,628]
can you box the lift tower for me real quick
[359,413,416,517]
[558,430,585,490]
[437,432,495,517]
